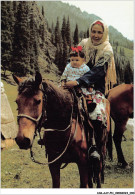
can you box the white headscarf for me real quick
[79,20,117,95]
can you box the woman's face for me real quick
[91,24,104,45]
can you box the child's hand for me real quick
[61,81,66,88]
[65,81,78,88]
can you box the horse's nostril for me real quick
[15,137,17,143]
[23,137,31,147]
[15,137,31,149]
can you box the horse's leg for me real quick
[92,157,101,188]
[92,121,107,188]
[113,121,128,168]
[49,163,61,188]
[88,163,93,188]
[77,163,89,188]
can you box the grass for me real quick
[1,78,134,189]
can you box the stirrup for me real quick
[88,146,100,160]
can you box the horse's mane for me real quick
[18,77,39,96]
[18,77,73,106]
[42,79,73,106]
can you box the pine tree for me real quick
[13,1,17,13]
[61,16,66,41]
[124,61,133,84]
[73,24,79,46]
[12,1,30,76]
[39,23,45,48]
[61,36,68,73]
[66,16,71,47]
[1,1,15,75]
[54,45,63,73]
[42,6,45,17]
[87,28,89,37]
[54,17,61,47]
[50,22,54,44]
[29,3,39,74]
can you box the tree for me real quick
[29,4,39,74]
[120,47,125,56]
[54,45,63,73]
[73,24,79,46]
[54,17,61,46]
[1,1,15,75]
[61,16,66,40]
[87,28,89,37]
[65,16,71,47]
[124,61,133,84]
[12,2,30,75]
[61,36,68,73]
[42,6,45,17]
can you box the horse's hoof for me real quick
[117,162,130,169]
[38,139,44,145]
[124,164,131,169]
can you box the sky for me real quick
[62,0,134,40]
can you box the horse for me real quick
[107,83,133,168]
[13,72,108,188]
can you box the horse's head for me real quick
[13,72,44,149]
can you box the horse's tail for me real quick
[106,117,113,161]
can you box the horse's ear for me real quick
[12,74,23,85]
[35,72,42,86]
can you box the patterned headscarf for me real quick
[79,20,117,95]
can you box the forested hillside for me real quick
[1,1,133,84]
[37,1,133,49]
[37,1,133,84]
[1,1,59,81]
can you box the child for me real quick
[61,46,92,96]
[61,46,99,161]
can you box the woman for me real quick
[65,20,117,159]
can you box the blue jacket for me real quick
[77,59,107,94]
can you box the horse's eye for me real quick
[35,99,41,105]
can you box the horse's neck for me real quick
[44,82,73,129]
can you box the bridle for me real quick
[17,85,47,135]
[17,84,75,165]
[17,113,43,126]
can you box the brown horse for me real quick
[107,83,133,168]
[13,72,107,188]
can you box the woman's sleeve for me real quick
[76,65,105,87]
[76,55,111,87]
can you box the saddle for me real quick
[71,87,110,137]
[71,88,95,143]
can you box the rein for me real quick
[30,116,75,165]
[30,96,75,165]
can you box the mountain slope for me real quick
[37,1,133,50]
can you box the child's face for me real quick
[70,56,84,68]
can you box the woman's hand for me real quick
[65,80,78,88]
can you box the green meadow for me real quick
[1,78,134,188]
